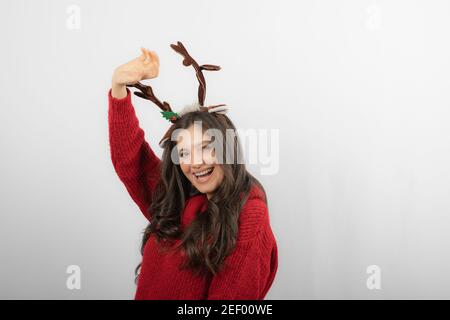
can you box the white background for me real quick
[1,0,450,299]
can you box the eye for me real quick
[179,150,189,158]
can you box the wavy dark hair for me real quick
[134,110,267,284]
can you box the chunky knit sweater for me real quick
[107,88,278,300]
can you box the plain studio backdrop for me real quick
[1,0,450,299]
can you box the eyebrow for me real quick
[195,140,212,147]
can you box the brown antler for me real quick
[170,41,221,106]
[126,82,173,112]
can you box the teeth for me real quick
[194,168,213,177]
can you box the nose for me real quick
[190,147,204,165]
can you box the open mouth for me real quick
[193,167,214,183]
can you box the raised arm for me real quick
[108,48,162,221]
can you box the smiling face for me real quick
[176,124,224,200]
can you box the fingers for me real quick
[140,47,147,62]
[144,49,152,64]
[150,51,160,65]
[139,47,159,66]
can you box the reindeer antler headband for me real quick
[126,41,229,148]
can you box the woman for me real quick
[108,45,278,299]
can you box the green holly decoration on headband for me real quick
[161,111,180,122]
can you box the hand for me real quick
[112,47,160,86]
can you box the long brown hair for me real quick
[134,110,267,283]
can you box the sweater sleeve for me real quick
[206,200,278,300]
[108,87,161,221]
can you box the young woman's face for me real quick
[176,124,224,199]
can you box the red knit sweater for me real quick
[108,88,278,300]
